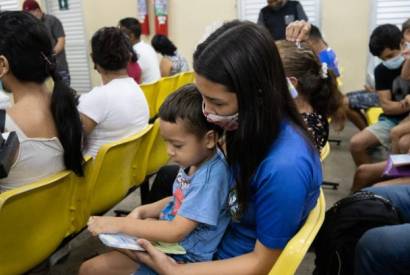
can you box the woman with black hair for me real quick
[78,27,149,157]
[0,11,83,191]
[79,20,321,275]
[151,34,189,77]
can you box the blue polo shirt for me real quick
[216,122,322,259]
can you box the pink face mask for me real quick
[202,103,239,131]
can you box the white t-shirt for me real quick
[134,41,161,83]
[78,77,149,157]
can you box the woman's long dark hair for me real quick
[0,11,84,176]
[193,21,310,213]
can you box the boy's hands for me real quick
[87,216,124,236]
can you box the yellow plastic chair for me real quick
[365,107,383,126]
[140,81,160,118]
[269,189,326,275]
[320,142,330,162]
[155,74,180,114]
[89,125,152,215]
[176,71,194,89]
[132,123,157,187]
[0,170,75,275]
[70,156,94,233]
[145,118,170,176]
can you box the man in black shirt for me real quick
[350,24,410,167]
[257,0,308,40]
[22,0,70,86]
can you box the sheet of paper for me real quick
[98,233,187,255]
[390,154,410,167]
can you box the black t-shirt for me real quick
[374,62,410,119]
[258,1,308,40]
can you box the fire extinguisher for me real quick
[154,0,168,36]
[138,0,150,35]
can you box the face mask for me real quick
[202,103,239,131]
[0,80,3,91]
[383,54,405,70]
[406,42,410,50]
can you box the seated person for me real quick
[277,40,345,151]
[151,34,190,77]
[127,44,142,84]
[119,18,161,83]
[78,27,149,157]
[79,84,231,274]
[355,184,410,275]
[350,24,410,167]
[0,11,83,192]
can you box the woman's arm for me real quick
[135,239,281,275]
[128,196,172,219]
[80,113,97,136]
[87,214,198,243]
[160,58,173,77]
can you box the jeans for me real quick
[355,185,410,275]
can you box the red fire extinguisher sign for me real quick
[154,0,168,36]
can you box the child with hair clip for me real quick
[80,84,232,275]
[277,40,345,151]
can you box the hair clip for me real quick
[295,41,302,49]
[40,51,52,65]
[320,62,328,79]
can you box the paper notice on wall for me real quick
[138,0,150,35]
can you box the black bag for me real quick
[0,109,19,179]
[313,191,403,275]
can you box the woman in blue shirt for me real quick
[134,20,321,274]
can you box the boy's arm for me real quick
[401,49,410,80]
[88,214,198,243]
[378,90,410,115]
[129,197,172,219]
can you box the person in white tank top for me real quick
[0,11,84,192]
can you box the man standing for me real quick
[23,0,70,86]
[257,0,308,40]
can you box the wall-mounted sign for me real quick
[59,0,68,10]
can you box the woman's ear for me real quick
[204,130,218,149]
[0,55,10,78]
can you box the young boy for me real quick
[80,84,232,275]
[350,24,410,166]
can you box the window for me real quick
[371,0,410,28]
[45,0,92,93]
[0,0,19,11]
[237,0,321,27]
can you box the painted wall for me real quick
[80,0,237,87]
[25,0,371,91]
[321,0,371,93]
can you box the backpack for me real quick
[313,191,403,275]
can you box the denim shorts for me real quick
[347,90,379,110]
[366,115,400,148]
